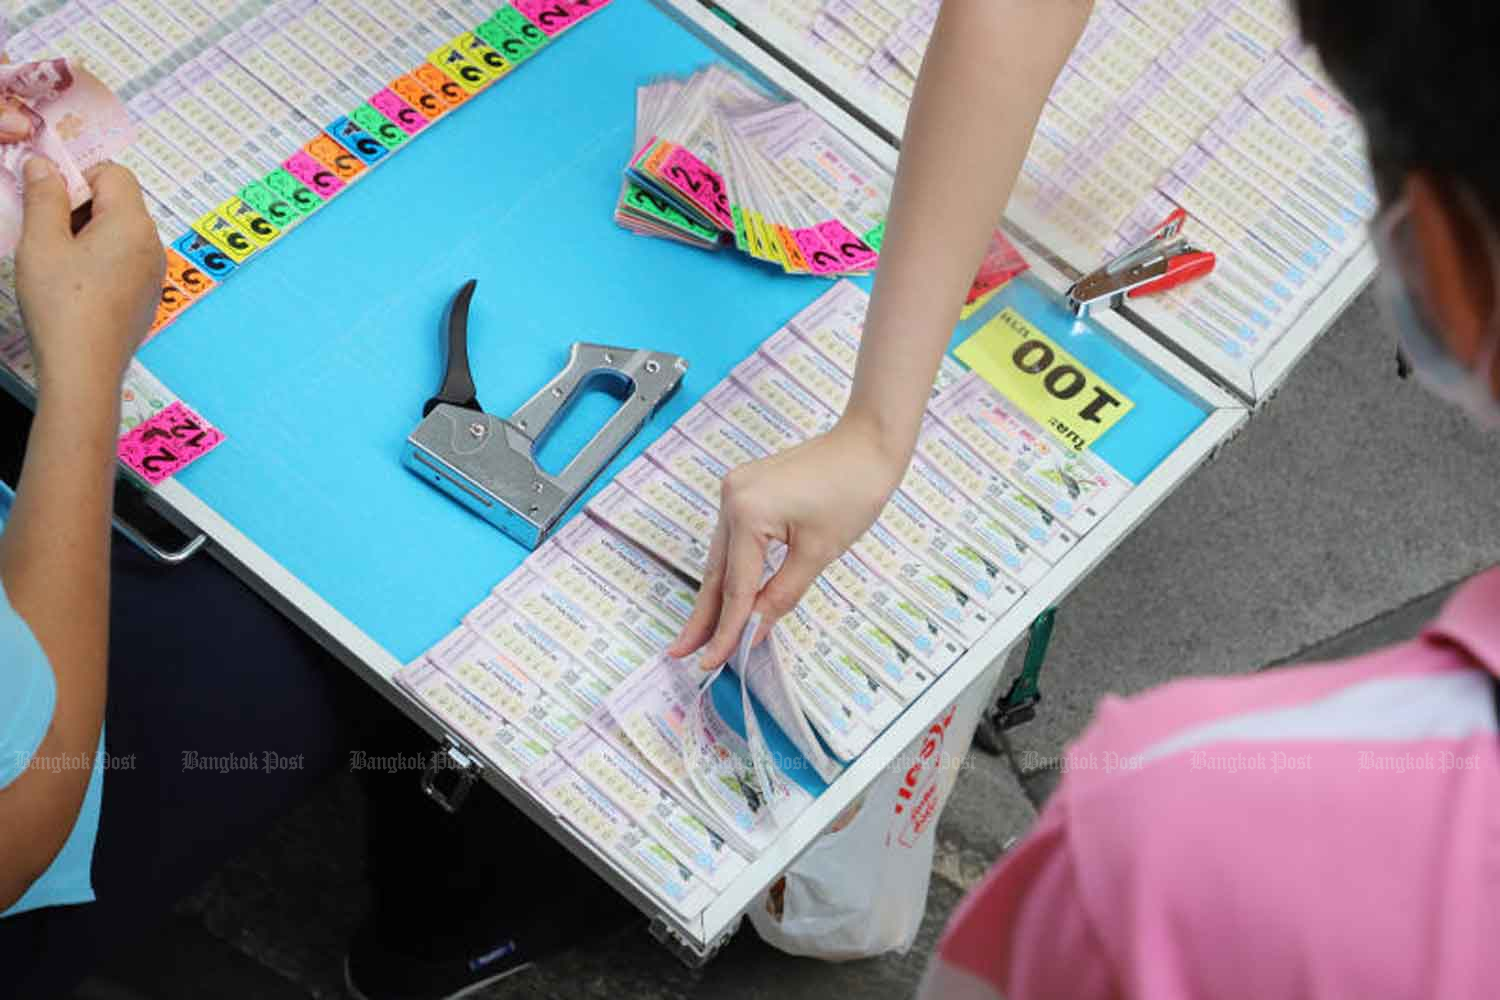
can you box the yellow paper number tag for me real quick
[956,307,1134,450]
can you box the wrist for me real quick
[35,369,124,429]
[834,408,917,483]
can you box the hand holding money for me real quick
[0,59,136,257]
[15,158,164,399]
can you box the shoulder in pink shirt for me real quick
[922,567,1500,1000]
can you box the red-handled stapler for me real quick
[1065,208,1216,316]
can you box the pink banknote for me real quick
[0,59,136,255]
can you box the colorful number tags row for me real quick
[119,0,616,340]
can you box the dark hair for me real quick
[1294,0,1500,220]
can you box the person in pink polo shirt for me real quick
[919,3,1500,999]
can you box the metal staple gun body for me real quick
[405,279,689,548]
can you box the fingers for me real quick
[670,516,729,660]
[696,525,765,669]
[751,542,828,643]
[81,162,145,218]
[18,157,71,252]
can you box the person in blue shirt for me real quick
[0,142,628,998]
[0,154,163,916]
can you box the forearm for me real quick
[2,380,119,745]
[844,0,1093,460]
[0,380,118,904]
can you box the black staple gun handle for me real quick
[424,278,482,417]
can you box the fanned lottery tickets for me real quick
[0,59,136,255]
[617,63,889,276]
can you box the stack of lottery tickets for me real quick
[615,60,1030,295]
[617,63,886,276]
[399,279,1136,917]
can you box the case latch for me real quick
[419,739,481,814]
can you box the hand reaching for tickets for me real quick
[668,417,909,670]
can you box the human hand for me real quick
[14,157,164,401]
[668,417,911,669]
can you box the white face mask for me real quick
[1375,194,1500,429]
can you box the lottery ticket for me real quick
[644,429,729,510]
[1171,145,1336,275]
[767,627,874,762]
[802,574,935,702]
[553,516,698,628]
[820,550,967,664]
[677,401,770,470]
[555,727,749,891]
[396,661,549,779]
[1209,96,1376,220]
[784,279,867,372]
[730,354,838,439]
[494,562,644,688]
[685,668,807,857]
[462,597,614,720]
[524,544,680,676]
[735,626,843,783]
[931,374,1132,533]
[777,603,902,735]
[902,450,1055,578]
[587,482,709,582]
[702,381,804,455]
[150,75,258,191]
[524,756,712,919]
[616,457,718,544]
[222,17,341,129]
[879,488,1027,614]
[428,623,585,748]
[849,519,995,641]
[602,655,710,819]
[760,327,853,413]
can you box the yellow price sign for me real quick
[955,307,1134,450]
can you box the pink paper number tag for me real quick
[659,146,734,231]
[815,219,879,272]
[117,401,225,485]
[792,227,843,275]
[512,0,579,35]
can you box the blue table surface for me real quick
[139,0,1207,793]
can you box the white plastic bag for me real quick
[748,682,991,960]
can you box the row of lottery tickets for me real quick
[398,280,1135,920]
[618,62,1031,296]
[719,0,1380,366]
[0,0,617,484]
